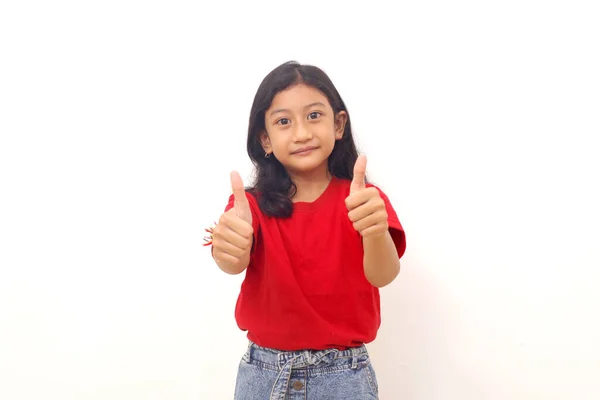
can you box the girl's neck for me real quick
[289,167,332,203]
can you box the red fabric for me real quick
[223,177,406,351]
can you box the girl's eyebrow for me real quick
[269,102,326,116]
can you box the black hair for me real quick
[246,60,361,218]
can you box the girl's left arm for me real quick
[346,156,405,288]
[346,185,403,288]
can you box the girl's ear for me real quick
[260,131,272,153]
[334,111,348,140]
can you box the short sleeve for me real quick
[370,185,406,259]
[224,191,261,254]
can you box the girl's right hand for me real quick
[211,172,254,274]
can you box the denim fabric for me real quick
[233,341,379,399]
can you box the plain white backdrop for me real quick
[1,1,599,399]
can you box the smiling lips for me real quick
[292,146,318,155]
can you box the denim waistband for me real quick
[243,341,368,370]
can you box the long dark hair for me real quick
[247,61,360,218]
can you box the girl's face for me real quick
[261,84,347,178]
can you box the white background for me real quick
[1,1,599,399]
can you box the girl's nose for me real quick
[293,122,312,142]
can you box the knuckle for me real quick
[213,226,225,236]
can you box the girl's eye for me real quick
[308,112,321,120]
[277,118,290,126]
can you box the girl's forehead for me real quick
[269,84,330,111]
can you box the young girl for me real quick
[206,61,406,399]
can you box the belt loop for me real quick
[351,347,358,370]
[304,350,311,365]
[277,350,289,369]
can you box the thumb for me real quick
[230,171,252,224]
[350,155,367,193]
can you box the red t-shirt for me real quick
[224,177,406,351]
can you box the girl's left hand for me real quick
[345,155,389,238]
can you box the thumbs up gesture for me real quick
[211,171,254,274]
[230,171,253,226]
[345,155,389,238]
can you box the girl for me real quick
[206,61,406,399]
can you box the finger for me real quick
[351,210,387,232]
[221,210,254,238]
[230,171,250,215]
[347,201,378,222]
[350,155,367,193]
[359,224,388,238]
[213,239,249,259]
[345,187,379,211]
[214,224,253,250]
[213,252,241,267]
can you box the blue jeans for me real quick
[234,341,379,399]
